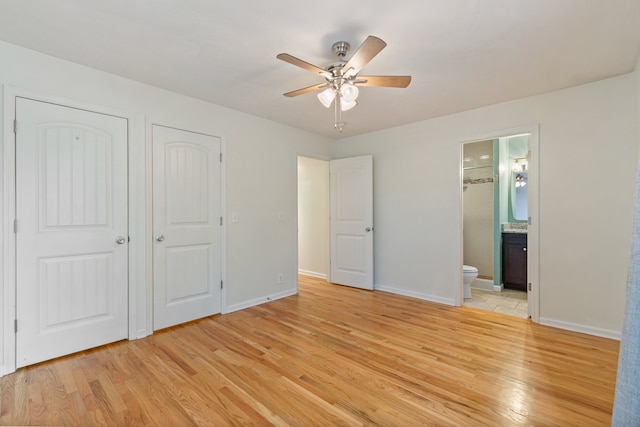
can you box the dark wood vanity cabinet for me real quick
[502,233,527,291]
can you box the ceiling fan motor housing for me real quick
[327,61,347,76]
[332,41,350,57]
[329,41,351,76]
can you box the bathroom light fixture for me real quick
[515,174,527,188]
[512,158,528,173]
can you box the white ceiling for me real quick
[1,0,639,138]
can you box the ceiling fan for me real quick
[277,35,411,132]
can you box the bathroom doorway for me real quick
[461,131,538,320]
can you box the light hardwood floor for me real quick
[1,275,619,426]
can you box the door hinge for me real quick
[13,119,17,134]
[220,280,223,289]
[528,216,532,225]
[14,319,18,333]
[13,219,17,233]
[528,282,532,292]
[220,216,223,226]
[220,152,223,162]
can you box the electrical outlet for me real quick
[277,273,284,284]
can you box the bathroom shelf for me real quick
[463,165,494,170]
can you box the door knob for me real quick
[115,236,127,245]
[155,234,165,242]
[523,247,527,252]
[365,227,372,232]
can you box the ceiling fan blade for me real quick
[341,36,387,76]
[356,75,412,88]
[277,53,331,78]
[283,83,328,97]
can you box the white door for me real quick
[330,155,373,289]
[152,125,221,330]
[15,98,129,368]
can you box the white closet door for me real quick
[16,97,129,367]
[152,125,221,330]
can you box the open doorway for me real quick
[297,155,374,290]
[461,133,534,318]
[297,156,330,281]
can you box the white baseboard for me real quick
[539,317,621,340]
[470,278,494,291]
[375,284,456,306]
[135,329,150,340]
[298,269,327,280]
[224,288,297,314]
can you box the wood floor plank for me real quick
[1,275,620,426]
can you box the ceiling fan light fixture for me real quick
[341,99,358,111]
[340,83,359,103]
[317,88,335,108]
[278,35,411,132]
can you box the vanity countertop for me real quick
[502,223,528,234]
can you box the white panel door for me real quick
[152,125,221,330]
[15,98,128,368]
[330,155,373,290]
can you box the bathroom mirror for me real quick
[512,172,528,220]
[508,137,529,221]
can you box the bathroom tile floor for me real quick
[463,287,529,318]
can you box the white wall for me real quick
[297,156,329,279]
[0,41,637,375]
[331,72,638,338]
[0,40,331,369]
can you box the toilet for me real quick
[463,265,478,299]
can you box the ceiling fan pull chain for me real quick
[335,96,345,133]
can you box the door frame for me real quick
[295,152,331,291]
[146,119,227,325]
[295,152,374,290]
[458,124,540,323]
[1,86,143,376]
[296,154,331,284]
